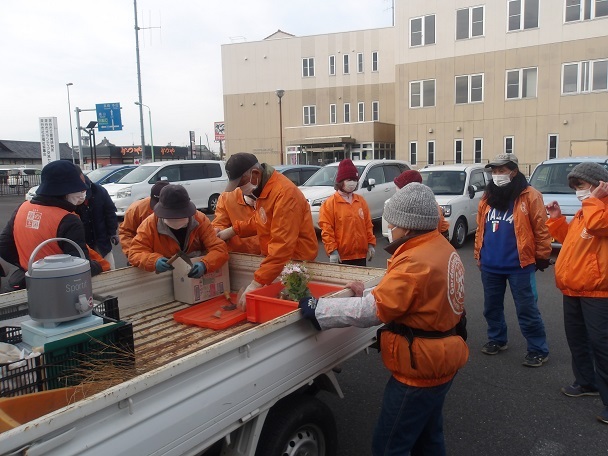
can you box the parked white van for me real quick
[103,160,227,216]
[381,164,488,248]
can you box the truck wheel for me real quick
[207,194,219,213]
[255,395,338,456]
[450,217,468,249]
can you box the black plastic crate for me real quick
[0,327,43,397]
[92,295,120,321]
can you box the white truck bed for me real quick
[0,254,384,456]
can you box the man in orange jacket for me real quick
[129,185,228,277]
[299,183,468,455]
[212,187,260,255]
[319,159,375,266]
[119,181,169,259]
[217,153,318,307]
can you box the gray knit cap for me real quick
[383,183,439,231]
[568,162,608,187]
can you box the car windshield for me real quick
[117,165,158,184]
[528,162,608,194]
[86,167,117,182]
[302,165,365,186]
[421,171,466,195]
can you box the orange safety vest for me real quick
[14,201,71,270]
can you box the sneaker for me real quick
[481,341,508,355]
[597,407,608,424]
[522,352,549,367]
[561,383,600,397]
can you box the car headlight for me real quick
[310,197,328,207]
[116,186,132,199]
[440,205,451,217]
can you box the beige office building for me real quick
[221,0,608,173]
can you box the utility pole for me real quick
[133,0,146,161]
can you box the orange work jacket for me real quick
[128,211,229,273]
[212,188,261,254]
[233,170,318,285]
[373,230,469,387]
[119,197,153,258]
[319,192,375,260]
[547,195,608,297]
[474,186,551,267]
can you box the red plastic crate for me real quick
[246,282,343,323]
[173,293,246,330]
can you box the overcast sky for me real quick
[1,1,392,153]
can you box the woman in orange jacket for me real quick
[319,159,376,266]
[211,188,260,255]
[300,183,468,455]
[546,162,608,424]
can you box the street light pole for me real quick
[135,102,154,162]
[133,0,146,161]
[275,89,285,165]
[66,83,75,164]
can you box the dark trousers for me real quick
[341,258,366,267]
[372,375,453,456]
[563,295,608,406]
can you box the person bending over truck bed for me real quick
[299,183,469,456]
[128,184,228,278]
[217,153,318,307]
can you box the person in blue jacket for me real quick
[75,168,119,269]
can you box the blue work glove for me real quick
[329,250,340,264]
[298,296,321,330]
[187,261,206,278]
[155,257,174,273]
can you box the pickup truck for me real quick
[0,254,384,456]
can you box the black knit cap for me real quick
[153,184,196,219]
[567,162,608,188]
[36,160,88,196]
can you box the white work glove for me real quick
[238,280,262,310]
[329,250,340,264]
[217,227,236,241]
[367,245,375,261]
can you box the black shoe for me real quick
[481,341,508,355]
[522,352,549,367]
[561,383,600,397]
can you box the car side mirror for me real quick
[468,185,477,199]
[364,178,376,191]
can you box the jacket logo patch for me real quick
[258,207,268,224]
[580,228,593,240]
[26,210,42,229]
[358,208,364,219]
[447,252,465,315]
[520,202,528,215]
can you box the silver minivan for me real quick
[103,160,227,216]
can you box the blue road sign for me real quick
[96,103,123,132]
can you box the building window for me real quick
[455,74,484,104]
[344,103,351,123]
[343,54,350,74]
[427,141,435,166]
[329,55,335,76]
[504,136,514,154]
[508,0,539,31]
[455,139,463,164]
[410,79,436,108]
[372,51,379,71]
[565,0,608,22]
[372,101,379,121]
[548,134,559,159]
[330,104,337,124]
[303,106,316,125]
[357,53,364,73]
[562,60,608,94]
[410,141,418,165]
[410,14,436,47]
[302,58,315,77]
[358,102,365,122]
[506,67,538,99]
[456,6,485,39]
[474,138,483,163]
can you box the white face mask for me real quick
[387,226,397,243]
[66,190,86,206]
[342,180,358,193]
[492,173,511,187]
[576,188,592,201]
[240,173,258,196]
[243,195,256,208]
[164,218,189,230]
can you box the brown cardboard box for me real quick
[172,258,230,305]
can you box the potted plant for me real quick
[278,262,311,301]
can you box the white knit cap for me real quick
[383,183,439,231]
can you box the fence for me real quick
[0,175,42,197]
